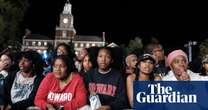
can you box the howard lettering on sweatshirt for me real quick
[47,91,72,102]
[89,83,117,96]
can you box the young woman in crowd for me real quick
[43,43,75,75]
[162,50,208,110]
[80,54,93,74]
[3,51,44,110]
[0,51,13,109]
[200,55,208,76]
[75,48,88,72]
[84,47,128,110]
[126,53,161,108]
[35,55,87,110]
[163,49,207,81]
[0,51,13,78]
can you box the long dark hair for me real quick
[134,62,155,81]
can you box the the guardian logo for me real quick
[136,83,197,103]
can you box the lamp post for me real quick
[184,41,197,62]
[102,32,106,46]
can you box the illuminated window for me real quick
[80,43,84,47]
[38,42,41,46]
[74,43,78,47]
[32,41,36,46]
[86,43,90,47]
[44,42,47,46]
[63,31,67,37]
[92,43,96,46]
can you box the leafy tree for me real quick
[0,0,29,51]
[150,36,159,44]
[125,36,143,55]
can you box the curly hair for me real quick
[20,51,44,75]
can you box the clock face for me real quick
[63,18,68,24]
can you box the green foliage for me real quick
[128,37,143,54]
[0,0,29,51]
[122,36,143,55]
[6,40,22,53]
[199,39,208,57]
[150,36,159,44]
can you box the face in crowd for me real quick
[19,57,33,73]
[126,54,138,69]
[0,54,12,70]
[152,46,165,62]
[97,48,113,71]
[57,45,69,56]
[138,59,155,75]
[202,55,208,73]
[53,58,68,80]
[203,63,208,73]
[82,54,92,72]
[170,55,188,76]
[77,48,88,61]
[53,55,74,80]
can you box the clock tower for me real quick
[55,0,76,47]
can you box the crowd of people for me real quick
[0,42,208,110]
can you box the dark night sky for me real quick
[24,0,208,51]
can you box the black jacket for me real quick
[0,74,5,105]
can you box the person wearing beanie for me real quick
[163,49,207,81]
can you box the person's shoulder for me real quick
[71,72,86,84]
[188,70,208,81]
[86,68,96,74]
[154,74,162,81]
[199,76,208,81]
[0,70,8,78]
[162,71,175,81]
[111,68,122,75]
[44,72,55,79]
[84,68,97,78]
[5,70,18,80]
[127,74,136,82]
[72,72,83,79]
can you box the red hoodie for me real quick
[35,72,87,110]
